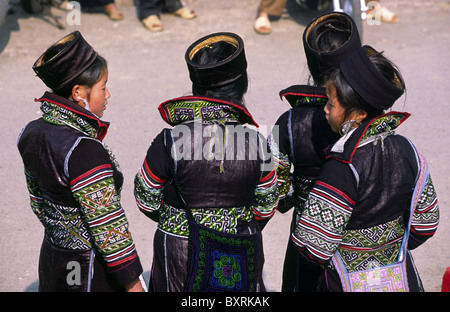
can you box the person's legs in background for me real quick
[254,0,287,35]
[140,0,196,32]
[78,0,124,21]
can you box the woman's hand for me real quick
[124,278,145,292]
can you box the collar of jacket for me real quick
[158,96,259,127]
[279,85,328,108]
[35,91,110,141]
[325,111,411,164]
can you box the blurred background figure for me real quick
[367,0,399,23]
[78,0,124,21]
[139,0,196,32]
[254,0,287,34]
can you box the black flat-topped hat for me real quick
[33,31,98,91]
[185,32,247,88]
[303,12,361,83]
[340,45,405,112]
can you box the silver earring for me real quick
[79,98,90,112]
[339,120,359,136]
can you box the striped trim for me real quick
[252,169,278,220]
[291,181,355,262]
[134,161,166,213]
[70,164,113,191]
[70,164,138,269]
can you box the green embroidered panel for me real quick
[161,100,240,125]
[361,113,406,142]
[339,215,405,272]
[158,204,253,237]
[41,101,100,138]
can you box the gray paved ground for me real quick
[0,0,448,292]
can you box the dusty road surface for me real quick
[0,0,449,293]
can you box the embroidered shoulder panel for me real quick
[41,101,100,138]
[279,85,327,108]
[159,99,240,126]
[291,94,327,107]
[360,113,408,142]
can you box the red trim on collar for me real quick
[280,92,327,100]
[35,92,110,141]
[158,96,259,127]
[326,111,411,164]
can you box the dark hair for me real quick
[191,41,248,102]
[44,43,107,98]
[307,19,353,85]
[328,51,404,120]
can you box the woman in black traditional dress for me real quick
[18,31,144,292]
[134,32,278,292]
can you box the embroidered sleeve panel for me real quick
[268,132,292,200]
[70,164,139,271]
[410,174,439,244]
[134,158,166,214]
[24,168,44,223]
[251,168,279,220]
[292,181,355,263]
[133,131,169,217]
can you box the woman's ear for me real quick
[71,85,88,106]
[356,109,368,123]
[349,109,367,124]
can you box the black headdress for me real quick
[33,31,98,91]
[340,45,405,111]
[303,12,361,84]
[185,32,247,88]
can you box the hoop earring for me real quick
[339,120,360,136]
[79,98,90,112]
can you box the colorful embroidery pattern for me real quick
[160,99,240,126]
[71,165,138,267]
[292,94,327,107]
[41,101,99,138]
[360,113,406,142]
[134,157,278,237]
[411,175,439,235]
[339,216,404,272]
[214,254,243,288]
[134,160,166,213]
[184,226,258,292]
[25,169,93,250]
[267,134,292,200]
[24,168,44,222]
[252,169,278,220]
[159,205,253,237]
[332,252,409,292]
[292,181,355,262]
